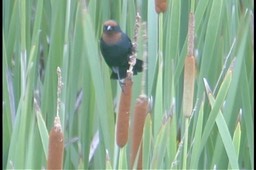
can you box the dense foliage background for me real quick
[3,0,254,169]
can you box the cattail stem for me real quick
[47,67,64,169]
[116,77,133,147]
[130,95,148,169]
[116,13,142,147]
[128,13,141,75]
[141,22,147,95]
[182,10,195,169]
[182,118,189,169]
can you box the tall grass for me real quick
[3,0,253,169]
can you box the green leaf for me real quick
[35,103,49,159]
[142,114,152,169]
[208,93,239,169]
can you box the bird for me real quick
[100,20,143,87]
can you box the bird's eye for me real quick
[103,25,120,32]
[104,25,114,31]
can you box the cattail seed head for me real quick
[155,0,167,14]
[183,56,196,117]
[47,116,64,170]
[116,77,133,147]
[130,95,148,169]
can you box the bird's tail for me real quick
[110,59,143,79]
[133,59,143,74]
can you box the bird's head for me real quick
[103,20,122,33]
[101,20,123,45]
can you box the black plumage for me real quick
[100,20,143,81]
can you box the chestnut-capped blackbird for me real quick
[100,20,143,84]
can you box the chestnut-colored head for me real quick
[103,20,122,33]
[102,20,122,44]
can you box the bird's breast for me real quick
[101,44,128,65]
[100,37,132,66]
[102,32,122,45]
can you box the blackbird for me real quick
[100,20,143,86]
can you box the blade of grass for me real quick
[211,11,252,168]
[197,65,232,163]
[118,147,128,169]
[153,55,163,137]
[189,95,205,168]
[197,0,223,100]
[142,114,152,169]
[41,0,65,128]
[3,31,13,169]
[81,7,115,161]
[163,0,181,110]
[207,92,239,169]
[150,116,170,168]
[35,100,49,158]
[147,0,158,95]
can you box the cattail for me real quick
[47,67,64,169]
[155,0,167,14]
[129,17,148,169]
[183,12,195,118]
[187,13,195,57]
[130,95,148,169]
[116,77,133,147]
[47,116,64,170]
[183,56,196,117]
[116,13,142,147]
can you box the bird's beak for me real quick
[107,25,112,31]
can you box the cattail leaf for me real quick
[147,0,158,95]
[232,121,241,159]
[163,0,181,110]
[166,72,177,166]
[3,30,13,169]
[210,12,252,168]
[41,0,65,129]
[81,7,115,160]
[153,56,163,136]
[118,147,128,169]
[239,63,253,167]
[197,0,224,100]
[199,68,232,156]
[25,118,46,169]
[228,119,241,169]
[189,96,205,168]
[106,151,113,170]
[221,12,253,167]
[142,114,152,169]
[150,116,170,169]
[207,93,239,169]
[35,104,49,159]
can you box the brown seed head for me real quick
[155,0,167,13]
